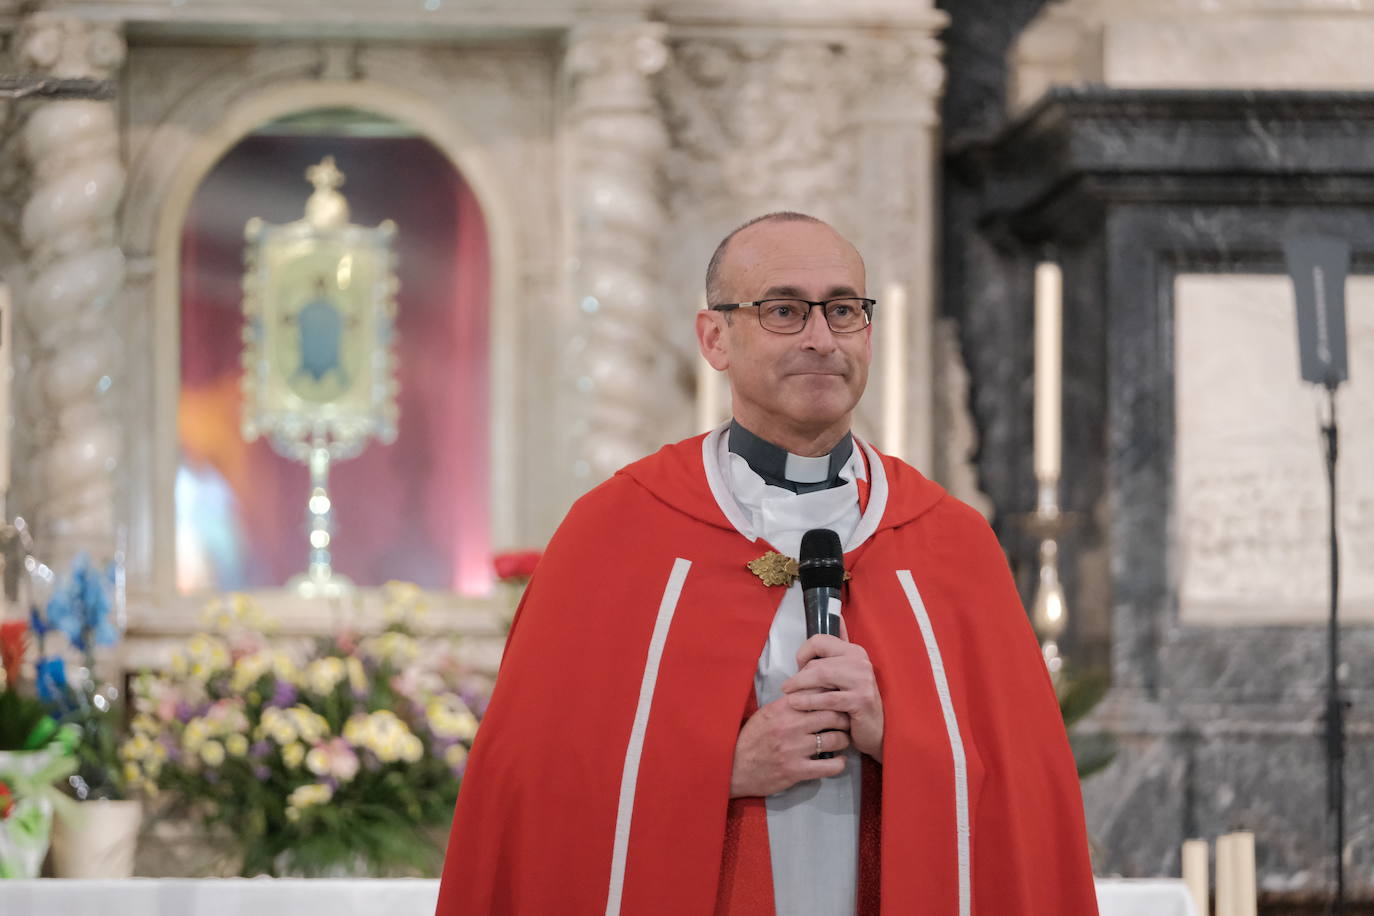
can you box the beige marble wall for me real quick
[1174,273,1374,626]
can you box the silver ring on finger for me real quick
[815,733,823,756]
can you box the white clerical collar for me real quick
[726,419,853,492]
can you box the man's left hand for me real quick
[782,632,884,762]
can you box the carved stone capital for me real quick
[663,37,854,213]
[564,21,669,115]
[15,13,127,81]
[841,34,946,125]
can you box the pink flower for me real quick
[306,737,360,783]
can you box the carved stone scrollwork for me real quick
[563,22,671,484]
[15,13,128,566]
[661,38,854,220]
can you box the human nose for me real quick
[797,304,838,352]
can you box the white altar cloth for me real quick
[0,876,1199,915]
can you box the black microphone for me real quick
[799,528,845,639]
[799,529,845,760]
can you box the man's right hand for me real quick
[729,693,850,798]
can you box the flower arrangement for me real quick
[122,583,489,877]
[26,553,126,801]
[0,619,80,878]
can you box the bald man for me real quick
[437,213,1098,915]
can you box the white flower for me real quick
[285,782,333,821]
[304,657,347,695]
[200,740,226,767]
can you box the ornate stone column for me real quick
[845,33,947,478]
[15,14,127,567]
[561,21,671,487]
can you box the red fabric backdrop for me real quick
[178,133,491,594]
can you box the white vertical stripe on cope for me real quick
[605,557,692,915]
[897,569,971,916]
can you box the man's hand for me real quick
[729,695,850,798]
[782,633,884,762]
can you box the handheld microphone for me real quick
[799,528,845,639]
[799,529,845,759]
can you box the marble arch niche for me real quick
[115,56,551,642]
[175,107,491,599]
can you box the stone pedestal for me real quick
[953,87,1374,893]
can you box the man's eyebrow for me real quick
[759,285,860,299]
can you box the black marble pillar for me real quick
[949,88,1374,895]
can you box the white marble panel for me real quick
[1175,273,1374,625]
[1104,16,1374,89]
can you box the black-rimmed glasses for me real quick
[707,297,875,334]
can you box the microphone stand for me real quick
[1320,383,1347,916]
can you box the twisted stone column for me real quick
[562,22,670,486]
[847,33,946,475]
[16,14,127,567]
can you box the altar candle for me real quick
[1232,831,1257,916]
[1182,838,1210,916]
[1033,262,1062,480]
[1215,833,1237,916]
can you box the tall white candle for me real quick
[1033,262,1063,480]
[882,281,907,460]
[1215,833,1237,916]
[1181,838,1210,916]
[1232,831,1257,916]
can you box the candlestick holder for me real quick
[1025,474,1072,681]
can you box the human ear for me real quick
[696,310,730,371]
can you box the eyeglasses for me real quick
[707,297,876,335]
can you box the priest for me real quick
[436,212,1099,915]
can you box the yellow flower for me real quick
[131,713,161,737]
[123,761,141,786]
[305,745,331,776]
[200,740,226,767]
[304,657,346,695]
[427,696,479,741]
[282,742,306,769]
[230,652,271,693]
[346,657,367,694]
[444,744,468,768]
[362,632,419,667]
[226,734,249,757]
[287,705,330,744]
[182,718,210,755]
[400,734,423,763]
[381,581,430,626]
[121,733,154,762]
[285,782,334,821]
